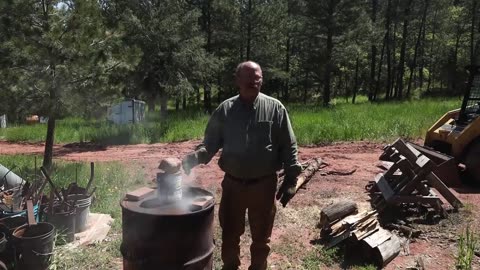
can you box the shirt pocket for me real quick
[252,121,273,148]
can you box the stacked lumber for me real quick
[366,139,462,216]
[319,201,401,267]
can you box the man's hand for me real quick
[276,180,297,207]
[182,151,199,175]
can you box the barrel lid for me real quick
[121,187,214,216]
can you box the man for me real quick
[182,61,302,270]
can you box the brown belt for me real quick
[225,173,275,185]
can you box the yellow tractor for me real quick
[411,65,480,187]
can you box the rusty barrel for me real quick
[120,187,215,270]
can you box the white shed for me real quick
[0,115,6,128]
[107,99,146,124]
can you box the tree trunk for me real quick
[407,0,429,97]
[285,36,291,102]
[204,85,212,113]
[395,0,413,99]
[160,89,168,118]
[418,13,427,89]
[352,57,360,104]
[323,2,335,107]
[385,0,392,100]
[147,97,155,112]
[374,33,387,101]
[303,70,309,104]
[175,97,180,111]
[470,0,478,65]
[182,93,187,110]
[196,86,201,105]
[42,116,56,171]
[389,0,399,99]
[426,10,438,93]
[369,0,378,101]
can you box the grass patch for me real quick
[0,155,146,270]
[456,226,478,270]
[302,246,341,269]
[0,98,461,145]
[290,98,460,145]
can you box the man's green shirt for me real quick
[199,93,302,180]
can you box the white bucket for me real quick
[156,172,182,203]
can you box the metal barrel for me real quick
[120,187,215,270]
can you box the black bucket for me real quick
[66,194,92,233]
[0,217,26,268]
[0,216,27,239]
[12,222,55,270]
[44,206,76,243]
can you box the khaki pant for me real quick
[219,174,277,270]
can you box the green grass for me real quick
[290,97,461,145]
[0,97,461,145]
[456,226,478,270]
[302,247,341,269]
[0,155,146,270]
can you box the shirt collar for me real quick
[238,93,261,109]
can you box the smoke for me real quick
[154,170,210,213]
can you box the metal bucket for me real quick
[66,194,92,233]
[121,187,215,270]
[156,172,182,204]
[12,222,56,270]
[44,206,76,243]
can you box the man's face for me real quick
[236,65,263,100]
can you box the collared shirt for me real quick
[198,93,302,180]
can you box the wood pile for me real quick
[366,139,462,216]
[318,201,401,267]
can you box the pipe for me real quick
[0,164,25,190]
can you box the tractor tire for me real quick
[464,139,480,185]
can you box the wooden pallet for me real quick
[368,139,462,215]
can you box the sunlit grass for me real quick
[0,98,461,145]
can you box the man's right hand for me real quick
[182,151,199,175]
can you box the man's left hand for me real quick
[276,180,297,207]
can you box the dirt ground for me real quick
[1,140,480,269]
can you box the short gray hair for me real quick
[235,61,261,77]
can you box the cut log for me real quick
[374,233,401,267]
[294,158,323,191]
[363,227,392,248]
[319,200,358,228]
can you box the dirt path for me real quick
[1,140,479,269]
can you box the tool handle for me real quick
[85,162,95,194]
[40,167,63,202]
[26,200,37,226]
